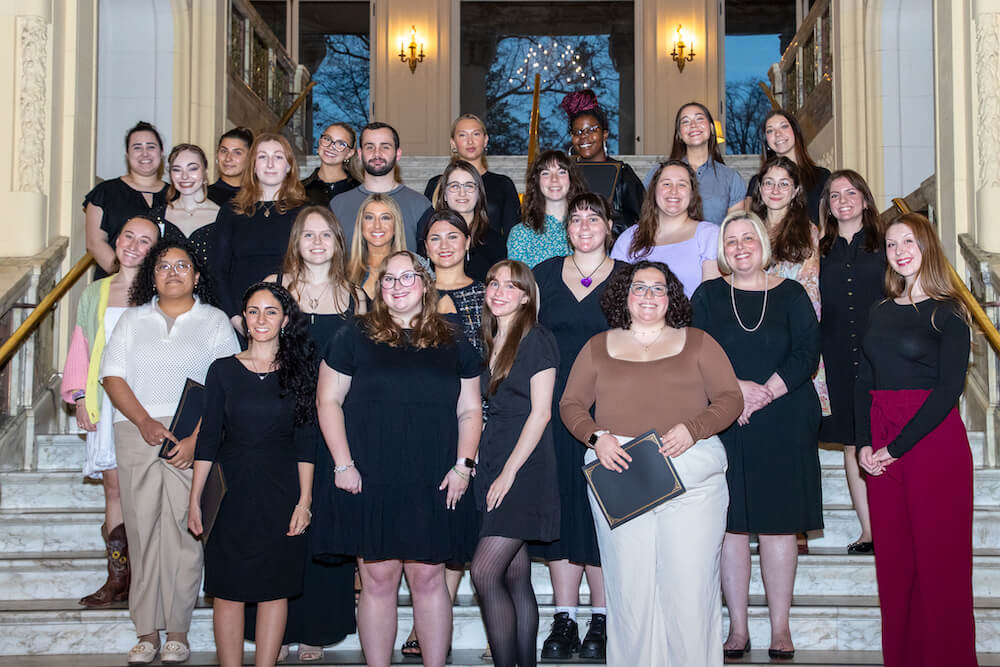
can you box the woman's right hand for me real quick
[737,379,772,411]
[594,433,631,473]
[335,467,362,494]
[138,417,175,448]
[858,445,884,476]
[75,399,97,432]
[187,501,203,537]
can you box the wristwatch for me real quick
[456,457,476,470]
[588,430,609,447]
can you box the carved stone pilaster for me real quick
[976,13,1000,190]
[14,15,48,195]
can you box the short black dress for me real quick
[150,204,218,270]
[313,318,482,563]
[196,356,314,601]
[478,326,560,542]
[83,177,168,278]
[691,277,823,533]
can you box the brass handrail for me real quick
[526,74,542,168]
[277,80,316,130]
[0,253,95,369]
[891,198,1000,354]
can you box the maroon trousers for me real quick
[866,389,977,667]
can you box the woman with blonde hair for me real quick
[347,193,407,299]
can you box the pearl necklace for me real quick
[730,274,768,333]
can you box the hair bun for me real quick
[560,90,599,117]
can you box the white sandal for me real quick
[127,640,159,665]
[161,639,191,664]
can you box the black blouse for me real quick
[207,179,240,207]
[302,168,360,208]
[425,171,521,239]
[83,177,168,278]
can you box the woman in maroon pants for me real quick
[856,212,975,666]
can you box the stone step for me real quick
[4,596,1000,656]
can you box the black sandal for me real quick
[401,639,421,659]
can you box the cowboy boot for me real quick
[79,523,130,606]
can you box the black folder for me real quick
[200,462,227,544]
[158,378,205,459]
[582,430,686,529]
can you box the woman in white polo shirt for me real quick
[101,238,239,665]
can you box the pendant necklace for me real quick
[630,325,666,352]
[248,357,273,381]
[302,282,330,311]
[259,201,275,218]
[730,273,768,333]
[571,254,607,288]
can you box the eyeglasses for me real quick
[319,135,351,151]
[154,260,193,275]
[629,283,668,297]
[381,271,420,289]
[571,125,603,137]
[761,179,793,192]
[445,182,477,195]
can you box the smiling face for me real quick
[654,165,693,217]
[169,149,206,196]
[243,289,287,345]
[723,218,764,276]
[538,161,571,204]
[297,212,336,266]
[885,222,922,284]
[361,201,396,249]
[217,137,250,179]
[115,217,160,269]
[450,118,487,162]
[254,140,291,188]
[626,267,669,325]
[764,114,796,158]
[380,254,424,320]
[318,124,354,167]
[152,247,199,300]
[567,205,610,253]
[485,266,529,319]
[759,166,798,211]
[425,219,470,270]
[677,105,711,148]
[126,130,162,178]
[571,113,608,161]
[443,169,479,216]
[359,127,400,177]
[827,176,866,226]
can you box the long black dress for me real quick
[212,202,304,317]
[478,326,560,541]
[425,171,522,239]
[819,228,886,443]
[196,356,314,601]
[83,178,168,278]
[245,309,358,646]
[313,319,482,563]
[529,257,623,564]
[691,277,823,533]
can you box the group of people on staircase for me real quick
[59,88,976,667]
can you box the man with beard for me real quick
[329,122,432,250]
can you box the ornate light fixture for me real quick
[399,26,426,74]
[670,24,696,72]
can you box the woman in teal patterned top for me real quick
[507,150,586,268]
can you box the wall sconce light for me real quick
[670,24,696,72]
[399,26,426,74]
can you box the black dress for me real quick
[425,171,522,239]
[691,277,823,533]
[196,356,314,601]
[313,319,482,562]
[245,308,358,646]
[575,159,645,239]
[478,326,560,541]
[83,178,168,279]
[439,282,486,355]
[150,204,218,270]
[207,179,240,207]
[819,228,886,443]
[529,257,623,564]
[302,168,360,208]
[212,202,304,317]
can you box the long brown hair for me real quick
[629,160,704,259]
[669,102,726,165]
[759,109,821,190]
[818,169,881,256]
[231,132,307,215]
[450,114,490,170]
[750,156,814,264]
[319,122,364,182]
[434,159,489,247]
[521,150,586,233]
[884,213,970,324]
[483,260,539,395]
[281,206,351,310]
[165,143,209,202]
[347,193,407,285]
[362,250,456,348]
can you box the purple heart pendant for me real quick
[580,277,593,287]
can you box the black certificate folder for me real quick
[158,378,205,459]
[582,430,686,529]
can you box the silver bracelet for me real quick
[333,461,355,473]
[295,504,312,518]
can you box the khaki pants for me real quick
[114,418,203,635]
[587,435,729,667]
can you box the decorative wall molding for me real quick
[14,15,49,195]
[976,13,1000,190]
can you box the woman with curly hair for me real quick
[214,132,308,326]
[315,250,482,667]
[507,150,586,268]
[559,260,742,666]
[189,282,317,667]
[100,239,240,665]
[347,193,407,300]
[612,160,720,298]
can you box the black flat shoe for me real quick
[723,639,750,658]
[768,647,795,660]
[847,540,874,555]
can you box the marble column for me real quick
[974,1,1000,252]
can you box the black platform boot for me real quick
[540,612,580,659]
[578,613,606,660]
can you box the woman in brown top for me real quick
[559,260,742,667]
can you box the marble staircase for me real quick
[3,434,1000,665]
